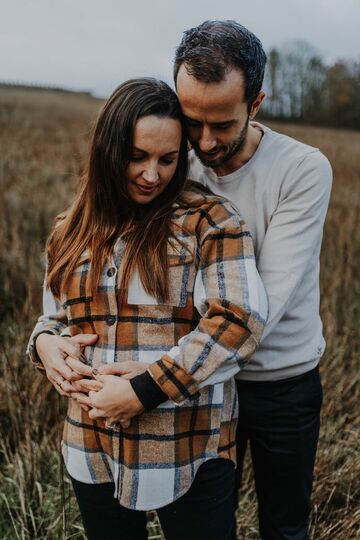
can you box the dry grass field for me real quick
[0,87,359,539]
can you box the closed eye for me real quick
[130,153,177,165]
[185,118,202,128]
[160,157,175,165]
[214,122,233,130]
[185,117,234,130]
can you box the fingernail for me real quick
[92,368,98,376]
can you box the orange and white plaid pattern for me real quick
[28,195,267,510]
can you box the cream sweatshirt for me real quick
[189,122,332,381]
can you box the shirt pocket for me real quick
[127,238,197,308]
[61,252,93,325]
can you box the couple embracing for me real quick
[28,20,332,540]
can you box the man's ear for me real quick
[249,91,266,120]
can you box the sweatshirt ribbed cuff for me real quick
[31,330,56,369]
[130,371,169,410]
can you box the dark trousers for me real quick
[234,367,323,540]
[71,458,235,540]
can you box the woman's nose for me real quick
[142,164,159,183]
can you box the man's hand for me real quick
[97,361,149,379]
[73,373,144,426]
[35,333,98,397]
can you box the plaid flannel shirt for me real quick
[27,195,268,510]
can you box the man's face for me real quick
[176,65,250,171]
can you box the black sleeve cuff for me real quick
[130,371,169,410]
[33,330,56,364]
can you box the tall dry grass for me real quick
[0,88,359,539]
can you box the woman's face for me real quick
[126,115,182,205]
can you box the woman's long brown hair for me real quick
[46,78,194,304]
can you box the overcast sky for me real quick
[1,0,359,97]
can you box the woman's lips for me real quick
[135,183,159,194]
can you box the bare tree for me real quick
[262,39,360,127]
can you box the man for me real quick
[174,20,332,540]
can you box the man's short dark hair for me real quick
[174,20,267,109]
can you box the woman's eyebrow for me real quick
[132,147,179,156]
[163,150,179,156]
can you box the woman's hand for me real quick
[35,333,98,397]
[73,374,144,426]
[71,361,148,416]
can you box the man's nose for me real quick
[198,127,217,153]
[142,164,159,183]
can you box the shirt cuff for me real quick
[130,370,169,410]
[147,355,200,404]
[28,330,56,371]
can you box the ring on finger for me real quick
[59,380,70,391]
[105,420,119,430]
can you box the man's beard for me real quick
[192,116,250,170]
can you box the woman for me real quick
[27,78,267,540]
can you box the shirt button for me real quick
[107,267,116,277]
[106,315,116,326]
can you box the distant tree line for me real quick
[260,40,360,129]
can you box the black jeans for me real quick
[234,367,323,540]
[71,458,235,540]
